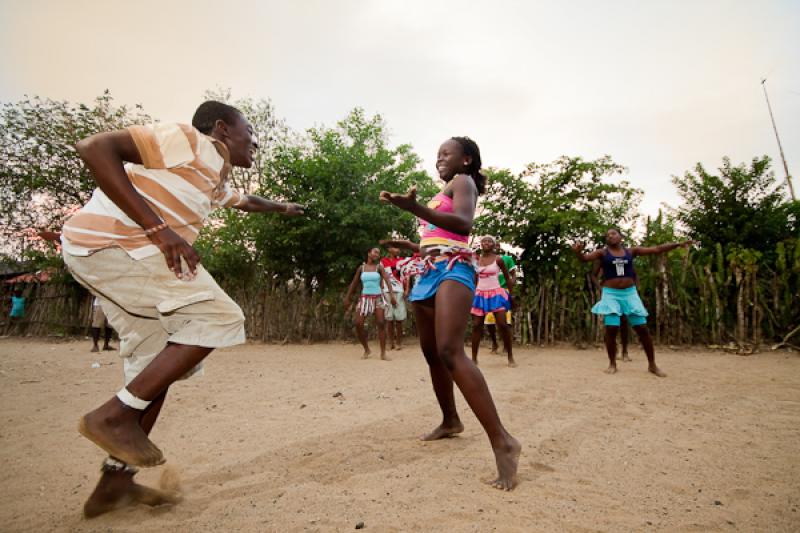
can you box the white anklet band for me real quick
[116,387,151,410]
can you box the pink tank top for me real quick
[476,260,502,291]
[419,193,469,248]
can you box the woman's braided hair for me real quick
[450,136,486,194]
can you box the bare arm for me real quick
[590,259,603,290]
[235,196,304,215]
[380,174,477,236]
[571,242,604,263]
[379,266,397,305]
[76,130,199,279]
[379,239,420,252]
[498,257,515,293]
[344,266,363,307]
[631,240,695,257]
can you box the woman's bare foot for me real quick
[103,344,116,351]
[78,401,165,467]
[622,353,632,362]
[361,349,371,360]
[648,365,667,377]
[83,471,182,518]
[91,345,99,353]
[489,436,522,491]
[420,421,464,441]
[490,345,499,354]
[380,353,391,361]
[507,358,517,368]
[604,364,618,374]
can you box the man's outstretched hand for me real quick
[282,203,305,216]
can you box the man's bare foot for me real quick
[472,357,479,366]
[420,421,464,441]
[362,350,371,360]
[83,471,182,518]
[394,344,402,351]
[648,365,667,377]
[91,345,99,353]
[79,403,165,467]
[103,345,116,351]
[489,436,522,491]
[380,353,391,361]
[604,364,618,374]
[622,353,632,362]
[490,345,499,354]
[507,358,517,368]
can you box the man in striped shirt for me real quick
[62,101,303,517]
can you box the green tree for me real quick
[476,156,642,275]
[259,108,435,290]
[0,91,152,257]
[671,156,799,256]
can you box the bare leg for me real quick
[604,325,619,374]
[470,314,484,364]
[414,302,463,440]
[79,344,213,467]
[620,315,631,361]
[487,324,499,353]
[103,326,115,351]
[387,315,395,349]
[354,313,370,359]
[394,320,403,349]
[435,282,521,490]
[633,325,666,377]
[494,311,515,367]
[84,389,182,518]
[376,308,389,360]
[91,327,101,352]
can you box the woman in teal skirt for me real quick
[572,228,694,377]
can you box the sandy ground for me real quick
[0,337,798,533]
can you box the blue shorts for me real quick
[409,260,475,302]
[591,286,648,327]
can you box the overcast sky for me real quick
[2,0,798,217]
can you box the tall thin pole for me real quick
[761,78,796,201]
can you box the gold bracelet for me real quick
[143,222,168,236]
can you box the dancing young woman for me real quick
[471,236,515,367]
[344,247,397,360]
[485,243,516,354]
[380,137,520,491]
[572,228,694,377]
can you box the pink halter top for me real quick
[419,193,470,248]
[476,260,502,291]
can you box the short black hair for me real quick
[450,136,486,194]
[192,101,244,134]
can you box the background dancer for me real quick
[572,228,694,377]
[62,101,303,517]
[344,247,396,360]
[471,236,515,367]
[90,296,115,353]
[380,245,410,350]
[485,244,516,354]
[380,136,520,491]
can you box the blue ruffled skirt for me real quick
[591,286,648,321]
